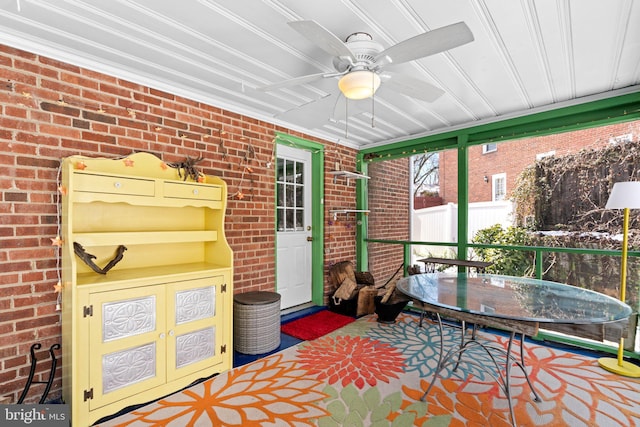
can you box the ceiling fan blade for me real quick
[257,72,328,92]
[276,93,339,128]
[276,91,368,129]
[381,73,445,102]
[374,22,473,68]
[288,20,355,59]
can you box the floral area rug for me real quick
[100,312,640,426]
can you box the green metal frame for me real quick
[356,91,640,269]
[274,132,325,306]
[359,91,640,161]
[365,237,640,360]
[355,154,368,271]
[356,90,640,359]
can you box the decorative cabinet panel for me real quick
[61,153,233,426]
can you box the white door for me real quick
[276,145,312,309]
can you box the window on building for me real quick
[492,173,506,201]
[536,150,555,160]
[609,133,633,144]
[482,143,497,154]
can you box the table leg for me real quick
[515,331,542,403]
[452,320,467,371]
[421,312,444,400]
[502,332,541,425]
[418,316,541,426]
[421,262,436,273]
[505,331,517,426]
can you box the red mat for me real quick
[281,310,355,341]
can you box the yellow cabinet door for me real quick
[166,275,227,382]
[88,285,167,411]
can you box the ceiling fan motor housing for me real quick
[332,32,383,72]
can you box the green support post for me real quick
[457,135,469,270]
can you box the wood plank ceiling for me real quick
[0,0,638,148]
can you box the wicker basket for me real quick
[233,291,281,354]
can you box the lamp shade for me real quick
[606,181,640,209]
[338,70,381,100]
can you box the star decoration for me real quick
[127,108,136,118]
[58,185,68,196]
[123,158,135,167]
[50,236,63,247]
[197,175,205,183]
[160,162,168,170]
[74,161,87,170]
[245,166,254,173]
[236,191,245,200]
[21,92,32,99]
[54,281,62,293]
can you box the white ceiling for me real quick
[0,0,638,149]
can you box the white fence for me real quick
[411,201,514,261]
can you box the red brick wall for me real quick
[324,145,359,275]
[0,45,361,403]
[441,122,640,203]
[414,196,443,209]
[366,158,410,283]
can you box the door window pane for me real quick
[277,183,284,207]
[286,160,295,183]
[277,208,284,231]
[286,209,294,229]
[276,158,284,181]
[296,210,303,230]
[296,186,303,208]
[277,154,307,232]
[296,162,304,184]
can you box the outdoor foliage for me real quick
[412,152,439,198]
[472,224,535,277]
[475,138,640,309]
[512,139,640,233]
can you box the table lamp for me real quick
[598,181,640,377]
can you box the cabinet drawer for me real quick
[164,181,221,201]
[75,173,155,197]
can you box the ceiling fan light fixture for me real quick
[338,70,381,100]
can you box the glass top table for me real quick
[396,272,632,324]
[396,273,633,426]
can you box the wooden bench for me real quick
[417,257,493,273]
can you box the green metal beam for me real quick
[360,91,640,162]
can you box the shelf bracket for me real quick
[329,209,370,221]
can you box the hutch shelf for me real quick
[61,152,233,426]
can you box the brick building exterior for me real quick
[366,159,410,281]
[0,45,408,403]
[439,121,640,204]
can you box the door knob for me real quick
[306,236,313,242]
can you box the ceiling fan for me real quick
[260,20,474,104]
